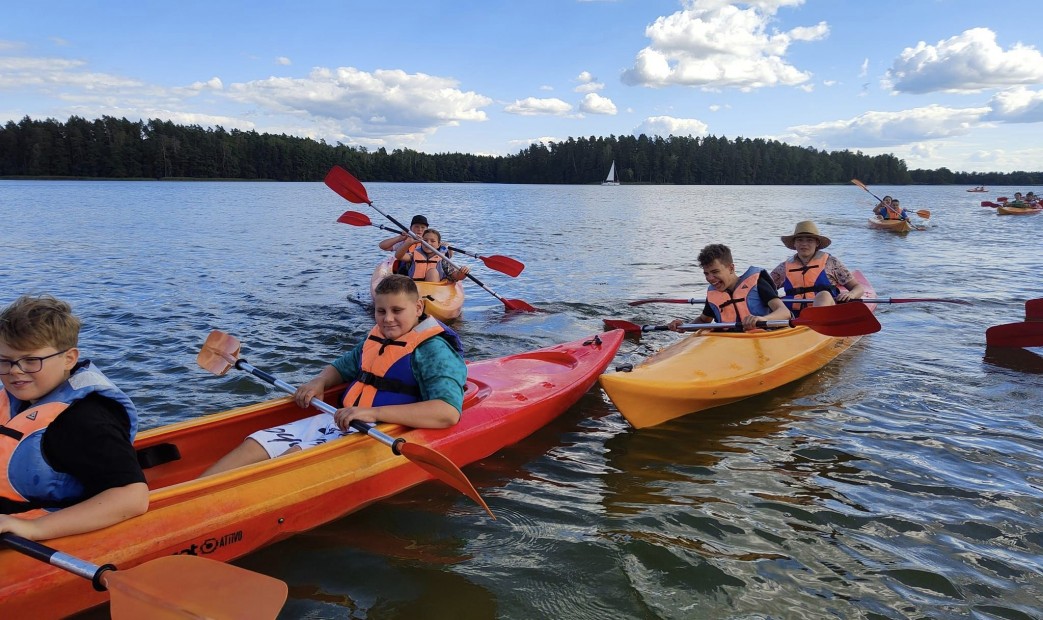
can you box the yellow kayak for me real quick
[996,205,1041,215]
[371,257,464,321]
[599,273,876,428]
[868,216,916,232]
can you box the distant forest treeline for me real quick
[2,115,1040,185]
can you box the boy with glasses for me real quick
[0,295,147,540]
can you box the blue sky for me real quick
[3,0,1043,173]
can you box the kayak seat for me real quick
[137,442,182,470]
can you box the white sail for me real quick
[602,160,619,186]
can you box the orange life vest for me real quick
[706,268,766,323]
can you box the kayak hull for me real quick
[868,216,915,232]
[371,257,465,321]
[996,205,1041,215]
[0,331,622,618]
[600,273,875,428]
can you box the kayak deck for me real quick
[371,257,465,321]
[1,331,622,618]
[600,273,876,428]
[868,216,916,232]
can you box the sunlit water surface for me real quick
[2,180,1042,619]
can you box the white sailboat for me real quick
[601,160,619,186]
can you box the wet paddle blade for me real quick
[503,298,538,313]
[916,209,931,219]
[324,165,371,205]
[399,442,494,519]
[1025,298,1043,321]
[792,303,881,337]
[986,322,1043,348]
[604,319,642,333]
[337,210,373,226]
[105,555,287,620]
[197,330,241,376]
[981,201,998,208]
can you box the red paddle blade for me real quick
[792,303,881,337]
[981,201,998,208]
[986,322,1043,348]
[337,210,373,226]
[1026,298,1043,321]
[850,178,868,191]
[399,442,494,519]
[481,255,525,278]
[604,319,641,333]
[997,196,1008,202]
[324,165,371,205]
[503,298,538,313]
[105,555,287,620]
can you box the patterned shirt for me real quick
[770,252,854,290]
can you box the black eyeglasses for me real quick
[0,350,68,375]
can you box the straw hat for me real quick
[781,220,831,250]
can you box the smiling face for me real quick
[701,259,738,292]
[372,291,424,341]
[792,235,820,260]
[0,342,79,404]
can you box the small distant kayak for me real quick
[371,257,465,321]
[966,188,988,193]
[868,216,919,232]
[997,205,1042,216]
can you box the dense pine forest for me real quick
[1,115,1039,185]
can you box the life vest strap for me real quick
[354,371,422,398]
[0,425,24,441]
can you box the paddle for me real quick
[1026,298,1043,321]
[605,303,881,337]
[1,532,286,619]
[628,296,970,307]
[985,322,1043,348]
[197,330,494,518]
[325,166,537,312]
[336,211,524,277]
[850,178,929,219]
[981,201,1000,208]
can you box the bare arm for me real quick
[293,364,345,409]
[334,399,460,430]
[378,234,406,251]
[0,482,149,541]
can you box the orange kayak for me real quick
[997,205,1041,215]
[600,273,876,428]
[371,257,465,321]
[868,216,918,232]
[0,331,622,618]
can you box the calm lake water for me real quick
[3,179,1042,619]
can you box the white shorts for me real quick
[248,412,359,459]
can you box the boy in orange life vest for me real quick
[770,221,865,316]
[666,243,791,332]
[395,229,471,282]
[0,295,148,540]
[201,275,467,476]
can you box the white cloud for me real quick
[859,58,868,78]
[225,66,492,144]
[783,104,991,148]
[508,136,559,149]
[634,115,709,138]
[579,92,617,115]
[984,86,1043,123]
[621,1,827,90]
[574,71,604,93]
[503,96,573,116]
[884,28,1043,94]
[276,56,291,66]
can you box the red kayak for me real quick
[0,330,623,618]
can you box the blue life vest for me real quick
[0,361,138,509]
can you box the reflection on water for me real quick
[4,180,1042,619]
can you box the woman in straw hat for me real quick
[770,221,865,316]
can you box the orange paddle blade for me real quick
[399,442,493,519]
[105,555,287,620]
[197,330,241,376]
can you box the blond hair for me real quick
[0,295,81,351]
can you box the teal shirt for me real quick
[330,335,467,413]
